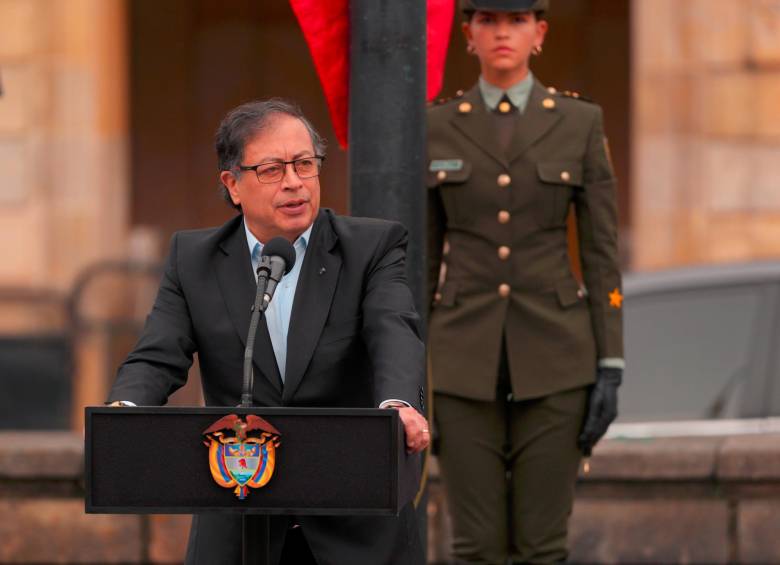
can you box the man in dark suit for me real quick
[108,99,429,565]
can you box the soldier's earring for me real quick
[467,44,476,55]
[532,45,543,56]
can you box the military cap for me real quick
[460,0,549,12]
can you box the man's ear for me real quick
[220,170,241,206]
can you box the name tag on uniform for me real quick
[429,159,463,172]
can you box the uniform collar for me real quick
[479,72,535,113]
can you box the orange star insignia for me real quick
[608,288,624,309]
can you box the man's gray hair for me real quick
[215,98,327,210]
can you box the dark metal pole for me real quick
[348,0,429,553]
[348,0,427,319]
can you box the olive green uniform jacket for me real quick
[427,80,623,401]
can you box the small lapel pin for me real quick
[319,267,327,275]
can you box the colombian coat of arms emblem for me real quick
[202,414,282,499]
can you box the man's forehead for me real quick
[244,116,314,159]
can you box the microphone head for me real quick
[261,237,296,274]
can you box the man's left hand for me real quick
[578,367,622,456]
[393,406,430,454]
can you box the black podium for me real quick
[85,406,421,564]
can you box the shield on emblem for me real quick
[203,414,282,499]
[224,442,262,485]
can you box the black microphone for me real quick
[239,236,296,408]
[260,237,296,310]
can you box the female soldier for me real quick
[427,1,624,563]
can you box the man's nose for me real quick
[281,163,303,188]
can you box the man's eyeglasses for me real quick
[238,155,325,184]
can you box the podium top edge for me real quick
[85,406,397,417]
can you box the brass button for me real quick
[542,98,556,110]
[497,174,511,187]
[497,210,511,224]
[498,101,511,113]
[458,102,472,114]
[560,171,571,182]
[498,284,511,298]
[436,170,447,181]
[498,246,511,260]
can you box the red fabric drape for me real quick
[289,0,454,148]
[426,0,455,103]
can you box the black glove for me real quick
[578,367,622,456]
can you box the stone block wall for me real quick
[632,0,780,270]
[3,431,780,564]
[0,0,130,292]
[429,434,780,564]
[0,432,190,564]
[0,0,133,431]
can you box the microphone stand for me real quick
[237,238,295,565]
[240,257,272,565]
[240,257,272,408]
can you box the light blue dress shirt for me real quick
[245,220,312,382]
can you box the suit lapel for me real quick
[283,211,341,402]
[506,81,563,163]
[449,86,508,169]
[215,218,283,396]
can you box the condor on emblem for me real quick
[202,414,281,499]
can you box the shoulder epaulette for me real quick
[546,86,595,104]
[430,89,466,107]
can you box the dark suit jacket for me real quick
[109,208,425,565]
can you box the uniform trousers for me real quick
[435,341,587,564]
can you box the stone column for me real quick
[632,0,780,269]
[0,0,130,428]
